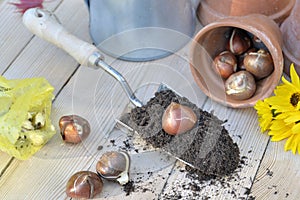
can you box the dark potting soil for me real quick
[124,89,240,177]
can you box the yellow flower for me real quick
[267,64,300,112]
[254,100,273,132]
[268,118,293,141]
[254,64,300,154]
[285,134,300,154]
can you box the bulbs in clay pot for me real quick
[225,71,256,100]
[96,151,130,185]
[162,102,197,135]
[213,51,237,79]
[59,115,90,144]
[243,49,274,80]
[66,171,103,199]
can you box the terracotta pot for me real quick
[281,0,300,76]
[190,14,283,108]
[197,0,295,26]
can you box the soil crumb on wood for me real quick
[125,89,240,178]
[123,180,135,196]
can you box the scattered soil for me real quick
[160,155,253,199]
[124,89,240,178]
[123,180,135,196]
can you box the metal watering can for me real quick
[85,0,200,61]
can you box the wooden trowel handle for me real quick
[23,8,99,66]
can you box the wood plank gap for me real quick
[157,162,177,199]
[53,63,81,101]
[0,157,14,178]
[200,96,210,109]
[1,35,35,75]
[51,0,65,12]
[247,137,271,197]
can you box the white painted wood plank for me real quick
[161,101,270,199]
[251,141,300,200]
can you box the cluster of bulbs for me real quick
[212,28,274,100]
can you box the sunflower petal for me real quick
[268,123,290,138]
[293,135,300,154]
[292,123,300,134]
[285,113,300,123]
[290,64,300,88]
[284,136,294,151]
[270,120,287,130]
[292,139,297,154]
[271,129,292,141]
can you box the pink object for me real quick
[10,0,47,13]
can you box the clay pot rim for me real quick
[189,14,283,108]
[268,0,296,22]
[197,0,295,25]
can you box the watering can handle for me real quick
[23,8,99,67]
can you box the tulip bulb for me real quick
[225,71,256,100]
[162,102,197,135]
[96,151,130,185]
[213,51,237,79]
[66,171,103,199]
[59,115,90,144]
[243,49,274,79]
[228,28,251,55]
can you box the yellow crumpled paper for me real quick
[0,76,56,160]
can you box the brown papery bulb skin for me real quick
[243,49,274,79]
[59,115,90,144]
[238,48,257,70]
[162,102,197,135]
[225,71,256,100]
[66,171,103,199]
[213,51,237,79]
[96,151,130,185]
[228,28,251,55]
[96,151,127,178]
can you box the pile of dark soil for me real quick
[124,89,240,177]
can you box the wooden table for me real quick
[0,0,299,199]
